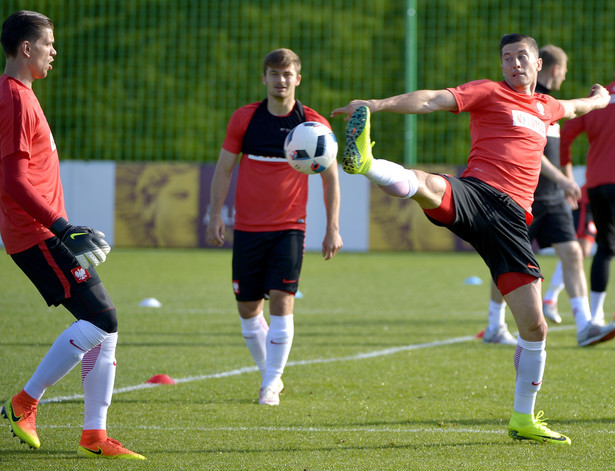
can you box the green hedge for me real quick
[2,0,612,165]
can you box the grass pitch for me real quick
[1,249,614,470]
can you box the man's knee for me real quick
[62,283,118,333]
[87,308,118,333]
[554,241,583,267]
[414,172,448,209]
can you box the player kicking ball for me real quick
[332,33,611,445]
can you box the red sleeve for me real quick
[222,103,259,154]
[446,79,495,114]
[2,152,62,228]
[547,95,566,123]
[560,116,586,166]
[304,107,331,129]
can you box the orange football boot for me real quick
[78,430,145,460]
[1,390,40,449]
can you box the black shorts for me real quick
[529,199,576,249]
[11,237,103,306]
[425,176,542,284]
[232,229,305,302]
[588,184,615,252]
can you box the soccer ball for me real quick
[284,121,338,174]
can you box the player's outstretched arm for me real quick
[331,89,458,120]
[50,217,111,269]
[559,84,610,119]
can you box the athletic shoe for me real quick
[577,321,615,347]
[1,397,40,449]
[343,105,374,175]
[77,437,146,460]
[542,301,562,324]
[482,326,517,345]
[508,410,571,445]
[258,378,284,406]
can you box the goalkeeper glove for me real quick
[50,217,111,269]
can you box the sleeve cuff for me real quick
[49,217,69,237]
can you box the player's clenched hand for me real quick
[559,177,581,203]
[50,217,111,269]
[205,214,226,247]
[589,84,610,107]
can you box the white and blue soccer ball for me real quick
[284,121,338,174]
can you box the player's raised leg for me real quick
[343,106,448,210]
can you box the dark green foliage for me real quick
[2,0,612,165]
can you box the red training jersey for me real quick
[222,100,330,232]
[0,74,66,254]
[560,80,615,188]
[448,79,565,213]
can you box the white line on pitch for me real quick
[37,423,506,434]
[34,423,615,435]
[41,326,575,404]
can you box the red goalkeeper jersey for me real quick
[0,74,66,254]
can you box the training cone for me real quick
[464,276,483,285]
[146,374,176,385]
[139,297,162,308]
[475,330,485,339]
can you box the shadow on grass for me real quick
[145,439,504,456]
[326,415,615,429]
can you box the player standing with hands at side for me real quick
[206,49,343,406]
[332,34,610,445]
[0,11,144,459]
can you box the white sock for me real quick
[240,313,269,379]
[262,314,294,389]
[366,160,418,199]
[543,262,564,304]
[487,300,507,332]
[83,332,117,430]
[570,296,591,332]
[513,337,546,415]
[24,321,108,400]
[590,291,606,325]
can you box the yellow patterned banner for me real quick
[115,163,200,247]
[369,165,459,251]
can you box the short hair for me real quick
[499,34,539,59]
[1,10,53,58]
[262,48,301,75]
[539,44,567,69]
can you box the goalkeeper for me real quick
[0,10,144,459]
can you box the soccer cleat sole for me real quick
[77,445,146,460]
[342,106,370,174]
[579,328,615,347]
[509,428,571,445]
